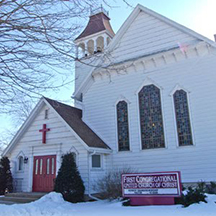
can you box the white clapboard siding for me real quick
[89,154,107,193]
[110,11,197,63]
[8,104,89,193]
[75,56,100,92]
[83,51,216,183]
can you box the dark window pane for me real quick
[35,159,38,175]
[18,156,24,171]
[47,158,50,175]
[117,101,130,151]
[139,84,165,149]
[92,155,101,168]
[174,90,193,146]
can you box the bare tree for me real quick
[0,129,12,154]
[0,95,35,153]
[1,0,131,113]
[11,96,35,126]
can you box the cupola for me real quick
[74,6,115,59]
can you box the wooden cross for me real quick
[39,124,50,144]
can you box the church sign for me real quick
[122,171,182,205]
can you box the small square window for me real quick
[92,155,101,168]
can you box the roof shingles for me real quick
[75,12,115,40]
[45,97,110,150]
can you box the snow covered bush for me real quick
[0,157,13,195]
[206,182,216,194]
[178,182,207,207]
[94,167,135,200]
[54,153,85,203]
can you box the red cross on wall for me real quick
[39,124,50,144]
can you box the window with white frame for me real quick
[139,84,165,149]
[45,109,49,119]
[18,156,24,171]
[173,90,193,146]
[116,100,130,151]
[91,155,101,168]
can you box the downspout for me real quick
[88,151,101,201]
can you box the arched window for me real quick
[96,36,104,52]
[78,43,85,58]
[18,156,24,171]
[139,84,165,149]
[106,37,111,45]
[87,39,94,55]
[117,101,130,151]
[72,152,76,162]
[173,90,193,146]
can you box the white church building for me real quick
[3,4,216,195]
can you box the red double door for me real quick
[33,155,56,192]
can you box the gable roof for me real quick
[73,4,216,98]
[2,97,110,156]
[44,97,110,150]
[108,4,216,52]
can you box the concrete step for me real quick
[0,200,17,205]
[0,196,37,203]
[5,192,47,199]
[0,192,47,204]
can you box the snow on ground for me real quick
[0,192,215,216]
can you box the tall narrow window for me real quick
[18,156,24,171]
[173,90,193,146]
[40,159,43,175]
[45,109,48,119]
[117,101,130,151]
[35,159,38,175]
[47,158,50,175]
[139,84,165,149]
[51,158,55,175]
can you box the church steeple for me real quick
[74,6,115,59]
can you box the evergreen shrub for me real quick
[54,153,85,203]
[0,157,13,195]
[177,182,207,207]
[206,182,216,194]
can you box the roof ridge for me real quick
[73,4,216,98]
[3,97,110,156]
[44,97,81,112]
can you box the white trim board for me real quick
[73,4,216,98]
[2,97,112,157]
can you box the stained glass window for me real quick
[139,84,165,149]
[117,101,130,151]
[173,90,193,146]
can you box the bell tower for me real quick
[73,6,115,107]
[74,6,115,58]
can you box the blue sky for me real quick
[1,0,216,140]
[109,0,216,40]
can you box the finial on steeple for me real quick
[90,5,109,18]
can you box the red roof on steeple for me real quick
[75,12,115,40]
